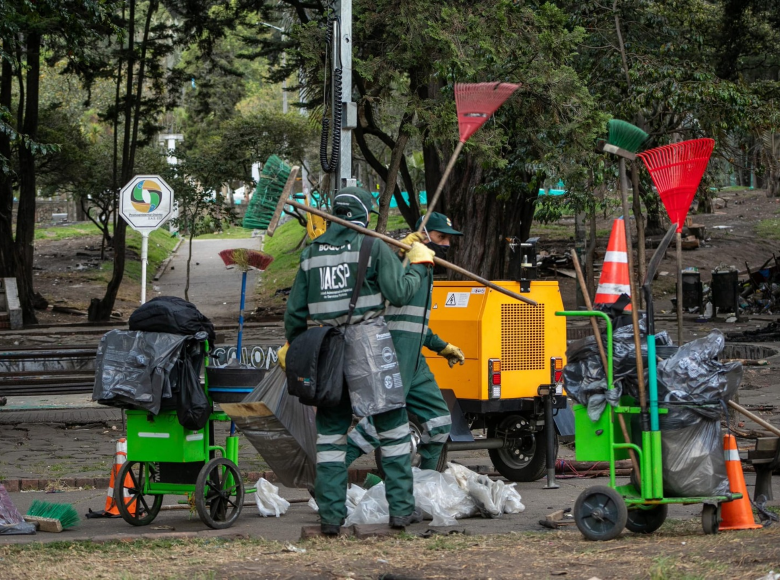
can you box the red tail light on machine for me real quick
[488,359,501,399]
[551,357,564,394]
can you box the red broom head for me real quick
[637,138,715,233]
[218,248,275,271]
[455,82,521,143]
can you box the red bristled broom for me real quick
[218,249,274,362]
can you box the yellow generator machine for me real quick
[425,246,571,482]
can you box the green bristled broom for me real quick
[597,119,649,160]
[25,500,79,532]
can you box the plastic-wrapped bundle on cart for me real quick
[562,335,620,421]
[653,330,742,497]
[221,366,317,489]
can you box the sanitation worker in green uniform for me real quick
[345,212,466,472]
[278,187,435,534]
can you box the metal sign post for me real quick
[338,0,356,189]
[118,175,174,304]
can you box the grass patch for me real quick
[756,218,780,241]
[34,222,103,241]
[124,228,179,282]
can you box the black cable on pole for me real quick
[320,16,342,174]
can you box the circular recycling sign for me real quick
[119,175,174,232]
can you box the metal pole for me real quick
[140,232,149,304]
[338,0,354,189]
[543,388,559,489]
[676,232,684,345]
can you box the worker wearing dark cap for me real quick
[345,212,465,472]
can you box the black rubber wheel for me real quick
[195,457,244,529]
[625,504,668,534]
[702,503,720,535]
[574,485,628,541]
[487,415,557,482]
[375,414,448,477]
[115,461,163,526]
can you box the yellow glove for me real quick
[406,241,436,265]
[439,343,465,368]
[277,342,290,371]
[398,232,427,256]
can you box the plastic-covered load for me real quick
[343,317,405,417]
[562,336,621,420]
[93,330,189,415]
[221,366,317,489]
[129,296,215,343]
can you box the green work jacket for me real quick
[284,232,427,343]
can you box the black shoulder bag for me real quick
[286,236,375,406]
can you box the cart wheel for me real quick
[116,461,163,526]
[574,485,627,541]
[195,457,244,529]
[488,415,557,482]
[625,504,668,534]
[702,503,720,535]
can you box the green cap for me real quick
[415,212,462,235]
[333,187,377,227]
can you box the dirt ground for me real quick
[0,522,778,580]
[29,235,146,324]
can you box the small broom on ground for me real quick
[218,249,274,364]
[25,500,79,532]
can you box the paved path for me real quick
[155,238,264,322]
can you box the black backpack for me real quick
[129,296,216,343]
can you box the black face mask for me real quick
[428,242,449,275]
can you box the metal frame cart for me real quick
[555,309,740,540]
[116,341,252,529]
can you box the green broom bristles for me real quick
[607,119,649,154]
[26,500,79,529]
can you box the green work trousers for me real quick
[345,358,452,471]
[315,389,414,526]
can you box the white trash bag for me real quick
[413,467,477,526]
[345,483,389,526]
[445,462,525,517]
[254,478,291,517]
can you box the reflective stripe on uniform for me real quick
[385,305,427,318]
[317,450,346,463]
[308,293,384,315]
[428,432,450,443]
[386,320,426,334]
[301,251,360,272]
[363,419,378,440]
[380,442,411,458]
[422,415,452,433]
[348,429,376,454]
[317,433,347,446]
[378,424,410,441]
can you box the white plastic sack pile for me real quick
[308,483,366,515]
[445,463,525,518]
[254,478,291,517]
[338,465,524,526]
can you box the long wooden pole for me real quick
[281,198,537,306]
[729,400,780,439]
[571,250,641,477]
[619,158,647,412]
[416,141,465,234]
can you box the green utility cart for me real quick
[116,343,251,530]
[556,310,740,541]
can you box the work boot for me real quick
[321,523,342,536]
[389,507,423,529]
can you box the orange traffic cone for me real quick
[104,438,135,517]
[719,434,761,530]
[594,218,632,311]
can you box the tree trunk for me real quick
[0,53,15,278]
[376,131,409,233]
[586,210,597,298]
[14,31,41,324]
[631,160,646,304]
[185,230,194,301]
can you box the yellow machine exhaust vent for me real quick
[500,303,545,370]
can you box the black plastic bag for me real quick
[221,366,317,488]
[286,326,344,407]
[175,336,211,430]
[129,296,215,343]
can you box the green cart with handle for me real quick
[116,340,253,529]
[556,225,740,541]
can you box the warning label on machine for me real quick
[444,292,470,307]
